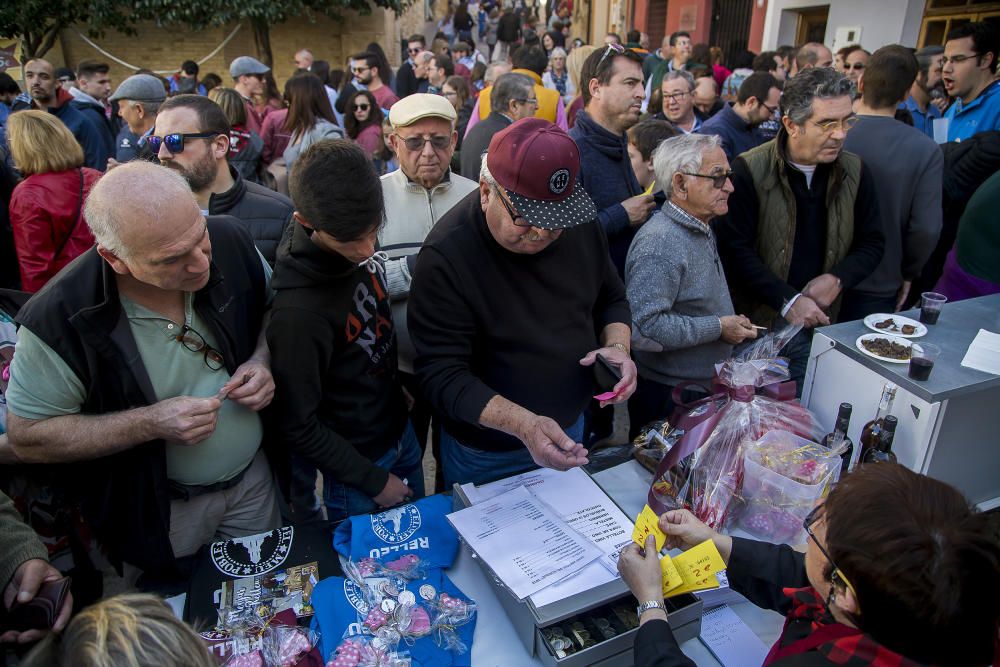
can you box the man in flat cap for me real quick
[379,93,478,490]
[230,56,271,135]
[409,118,637,487]
[109,73,166,165]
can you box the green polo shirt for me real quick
[8,259,273,486]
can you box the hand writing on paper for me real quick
[519,414,589,471]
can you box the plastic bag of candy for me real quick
[353,554,427,582]
[425,592,477,654]
[646,326,824,530]
[261,625,320,667]
[325,636,412,667]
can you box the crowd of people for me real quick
[0,4,999,666]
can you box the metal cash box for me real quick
[452,482,703,666]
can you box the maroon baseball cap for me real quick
[486,118,597,230]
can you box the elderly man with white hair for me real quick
[6,161,279,579]
[625,133,756,437]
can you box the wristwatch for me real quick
[636,599,665,617]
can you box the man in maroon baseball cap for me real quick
[408,118,638,487]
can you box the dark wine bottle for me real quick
[821,402,854,475]
[859,384,897,464]
[862,415,898,465]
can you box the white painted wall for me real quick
[761,0,926,51]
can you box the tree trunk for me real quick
[36,25,62,60]
[251,17,273,69]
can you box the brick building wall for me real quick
[52,8,417,91]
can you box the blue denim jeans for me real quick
[440,415,585,489]
[323,421,425,523]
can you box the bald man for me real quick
[23,58,110,170]
[294,49,314,71]
[7,161,279,578]
[795,42,834,72]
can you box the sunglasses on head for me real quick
[354,103,370,111]
[147,131,219,154]
[596,42,626,70]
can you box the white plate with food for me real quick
[863,313,926,338]
[856,333,914,364]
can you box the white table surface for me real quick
[446,460,785,666]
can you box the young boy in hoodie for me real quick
[267,139,423,523]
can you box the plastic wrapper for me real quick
[645,326,824,532]
[426,592,477,654]
[326,636,411,667]
[354,555,427,582]
[262,625,320,667]
[739,430,840,543]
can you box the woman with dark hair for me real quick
[442,75,474,143]
[310,60,344,126]
[542,30,565,55]
[344,89,384,159]
[254,71,284,118]
[453,4,474,45]
[282,74,343,169]
[619,463,1000,666]
[365,42,395,90]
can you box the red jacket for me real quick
[9,168,101,292]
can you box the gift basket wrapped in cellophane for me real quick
[634,326,825,532]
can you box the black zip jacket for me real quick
[208,165,293,266]
[266,221,407,498]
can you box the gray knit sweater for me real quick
[625,201,735,385]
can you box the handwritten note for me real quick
[699,605,770,667]
[661,539,727,597]
[631,504,666,552]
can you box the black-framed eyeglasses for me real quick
[493,185,532,227]
[147,132,219,154]
[803,504,860,610]
[941,52,979,65]
[176,324,226,371]
[663,91,691,102]
[761,101,779,115]
[397,134,451,151]
[679,170,733,189]
[596,42,626,70]
[848,62,865,71]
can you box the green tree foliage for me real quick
[0,0,136,60]
[1,0,410,61]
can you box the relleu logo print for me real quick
[548,168,571,195]
[371,504,421,544]
[211,527,294,576]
